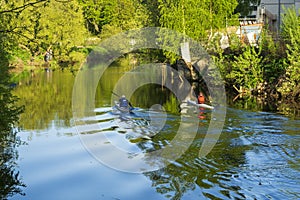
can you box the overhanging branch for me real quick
[0,0,48,14]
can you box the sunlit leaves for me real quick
[278,7,300,96]
[1,0,88,59]
[158,0,238,41]
[227,46,263,90]
[80,0,152,36]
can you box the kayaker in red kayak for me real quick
[197,92,206,119]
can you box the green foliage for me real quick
[69,51,88,69]
[227,46,263,90]
[78,0,104,34]
[0,0,90,72]
[0,3,26,197]
[228,33,244,52]
[10,70,31,85]
[212,51,228,80]
[214,19,299,99]
[281,6,300,43]
[158,0,238,41]
[259,29,286,83]
[110,0,151,30]
[100,24,123,39]
[0,0,299,101]
[157,0,238,62]
[0,10,24,132]
[23,0,88,57]
[277,7,300,97]
[9,47,31,63]
[286,35,300,84]
[235,0,260,16]
[262,59,285,84]
[142,0,161,26]
[80,0,152,36]
[1,0,87,60]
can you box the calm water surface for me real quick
[9,69,300,200]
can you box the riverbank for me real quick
[8,45,95,84]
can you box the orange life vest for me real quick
[198,93,205,104]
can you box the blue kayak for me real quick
[112,101,134,114]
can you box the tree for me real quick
[1,0,88,60]
[79,0,113,34]
[235,0,260,17]
[80,0,152,36]
[0,1,49,55]
[281,6,300,43]
[20,0,88,58]
[142,0,161,26]
[0,2,27,198]
[277,7,300,97]
[157,0,238,63]
[227,46,263,91]
[158,0,238,41]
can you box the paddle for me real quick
[111,91,134,109]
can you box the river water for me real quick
[7,67,300,200]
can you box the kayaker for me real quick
[197,92,205,104]
[197,92,206,119]
[119,95,129,108]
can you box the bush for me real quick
[277,7,300,98]
[226,46,263,91]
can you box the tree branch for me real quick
[0,26,27,34]
[0,0,48,14]
[55,0,73,2]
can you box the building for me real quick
[230,0,300,46]
[259,0,300,33]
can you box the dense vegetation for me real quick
[213,6,300,101]
[0,0,299,101]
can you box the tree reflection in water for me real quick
[0,130,26,199]
[0,55,25,199]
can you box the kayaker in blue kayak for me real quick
[118,95,134,113]
[119,95,129,108]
